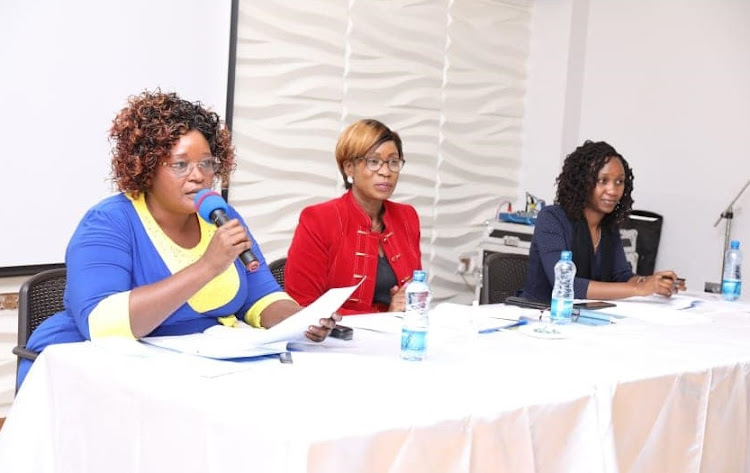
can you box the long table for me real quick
[2,301,750,472]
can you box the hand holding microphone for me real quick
[194,189,260,272]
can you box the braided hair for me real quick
[555,140,634,228]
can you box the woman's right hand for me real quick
[201,218,254,275]
[388,284,408,312]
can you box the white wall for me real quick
[0,0,231,270]
[520,0,578,200]
[523,0,750,294]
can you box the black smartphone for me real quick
[503,296,550,311]
[573,301,616,310]
[330,324,353,340]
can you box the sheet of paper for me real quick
[249,281,363,344]
[339,312,404,334]
[684,299,750,315]
[91,339,262,377]
[605,294,696,310]
[432,302,540,324]
[594,294,711,325]
[678,292,750,314]
[430,302,540,336]
[141,333,289,360]
[142,281,362,359]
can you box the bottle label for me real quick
[722,279,742,301]
[401,327,427,360]
[406,290,430,312]
[550,297,573,324]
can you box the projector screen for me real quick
[0,0,232,273]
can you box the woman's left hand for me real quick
[305,313,342,342]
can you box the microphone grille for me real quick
[194,189,227,222]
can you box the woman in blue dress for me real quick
[18,90,339,387]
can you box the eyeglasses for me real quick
[161,157,220,177]
[356,156,405,173]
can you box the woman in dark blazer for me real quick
[522,140,685,302]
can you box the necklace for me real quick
[371,220,383,232]
[593,227,602,249]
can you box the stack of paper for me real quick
[142,282,361,359]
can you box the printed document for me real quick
[141,281,362,359]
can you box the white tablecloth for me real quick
[2,305,750,473]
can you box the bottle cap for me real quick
[731,240,740,249]
[560,250,572,261]
[412,270,426,282]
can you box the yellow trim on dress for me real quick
[89,291,136,340]
[217,315,238,327]
[245,292,294,328]
[128,193,239,312]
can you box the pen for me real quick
[527,309,617,324]
[572,309,616,324]
[520,310,548,323]
[660,275,685,281]
[478,319,528,334]
[660,275,686,289]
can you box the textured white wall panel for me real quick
[231,2,347,256]
[231,0,531,303]
[433,1,530,300]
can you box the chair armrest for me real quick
[12,346,39,361]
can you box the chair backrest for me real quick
[480,252,529,304]
[620,210,663,276]
[15,268,67,353]
[267,257,287,290]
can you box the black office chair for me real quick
[13,268,67,388]
[480,252,529,305]
[268,257,287,290]
[620,210,663,276]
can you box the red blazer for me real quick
[285,190,422,315]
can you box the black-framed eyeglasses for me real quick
[161,157,220,177]
[356,156,405,173]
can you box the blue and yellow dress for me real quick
[18,192,290,386]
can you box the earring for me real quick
[346,175,354,185]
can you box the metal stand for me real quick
[705,178,750,293]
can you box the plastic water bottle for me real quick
[550,251,576,324]
[722,240,742,301]
[401,270,430,361]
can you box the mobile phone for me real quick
[330,324,353,340]
[573,301,616,310]
[503,296,550,311]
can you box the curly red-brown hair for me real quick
[109,90,235,196]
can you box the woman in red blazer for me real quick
[285,119,422,315]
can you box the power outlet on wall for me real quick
[456,254,475,274]
[0,293,19,310]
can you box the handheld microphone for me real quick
[194,189,260,272]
